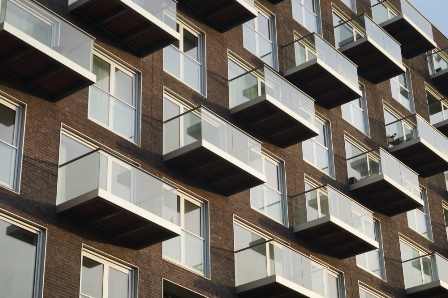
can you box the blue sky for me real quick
[410,0,448,36]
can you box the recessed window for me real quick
[407,188,433,240]
[80,249,137,298]
[243,7,277,68]
[342,84,369,135]
[89,52,140,143]
[0,213,45,298]
[250,153,287,225]
[390,66,414,112]
[0,98,24,192]
[356,219,386,279]
[162,191,209,276]
[164,20,205,95]
[302,117,334,177]
[291,0,321,33]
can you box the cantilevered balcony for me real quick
[403,253,448,297]
[163,106,266,195]
[177,0,257,32]
[0,0,95,100]
[56,149,182,248]
[428,49,448,97]
[335,14,405,83]
[281,33,362,109]
[386,114,448,177]
[292,185,378,258]
[229,64,319,147]
[428,92,448,136]
[68,0,179,56]
[235,240,340,298]
[371,0,436,59]
[347,148,423,215]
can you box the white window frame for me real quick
[80,248,137,298]
[250,152,288,226]
[302,116,335,178]
[291,0,322,34]
[162,191,209,278]
[407,187,433,241]
[164,19,206,95]
[342,84,370,136]
[88,50,141,144]
[0,96,25,193]
[0,211,46,298]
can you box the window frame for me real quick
[79,248,138,298]
[0,96,25,193]
[291,0,322,34]
[88,49,141,145]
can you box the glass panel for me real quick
[93,56,111,91]
[185,232,204,274]
[0,104,16,145]
[108,268,130,298]
[81,257,104,298]
[89,86,110,127]
[228,62,259,108]
[110,161,132,202]
[0,219,38,298]
[163,98,181,154]
[110,96,136,141]
[183,30,199,61]
[333,13,356,48]
[401,0,434,42]
[114,70,134,106]
[130,0,177,30]
[427,92,444,124]
[163,45,181,79]
[59,133,92,165]
[184,201,202,236]
[292,0,319,33]
[0,142,16,188]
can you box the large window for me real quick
[80,249,137,298]
[407,188,432,240]
[89,52,140,143]
[0,213,45,298]
[390,66,414,112]
[356,219,386,279]
[291,0,321,33]
[162,192,208,276]
[302,117,334,177]
[342,85,369,135]
[164,20,205,94]
[243,8,277,68]
[0,98,24,192]
[250,153,287,225]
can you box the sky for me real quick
[410,0,448,36]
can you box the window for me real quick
[356,219,386,279]
[333,10,364,48]
[427,89,448,125]
[243,8,277,68]
[370,0,398,24]
[390,66,414,112]
[443,204,448,239]
[359,285,387,298]
[302,117,334,177]
[342,84,369,135]
[89,52,140,143]
[250,153,287,225]
[80,249,137,298]
[59,130,95,165]
[162,192,208,276]
[164,20,205,94]
[0,212,45,298]
[345,139,380,182]
[407,188,432,240]
[399,239,432,288]
[291,0,321,33]
[0,98,24,192]
[341,0,356,12]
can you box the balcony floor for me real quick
[231,96,318,147]
[284,60,360,109]
[164,142,265,196]
[294,218,378,258]
[57,192,180,248]
[70,0,178,56]
[389,139,448,177]
[0,29,94,101]
[435,119,448,137]
[349,175,423,215]
[340,38,405,83]
[431,69,448,97]
[178,0,257,32]
[382,16,436,59]
[237,276,310,298]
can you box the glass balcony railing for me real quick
[235,240,340,297]
[428,92,448,126]
[386,114,448,162]
[403,253,448,290]
[163,106,264,176]
[229,65,316,127]
[57,149,180,226]
[282,33,360,94]
[2,0,94,75]
[399,0,434,43]
[347,148,421,200]
[428,49,448,77]
[243,23,275,68]
[292,185,376,243]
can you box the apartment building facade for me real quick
[1,0,448,297]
